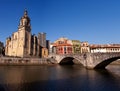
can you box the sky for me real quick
[0,0,120,44]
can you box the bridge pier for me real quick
[82,53,95,69]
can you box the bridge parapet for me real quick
[91,53,120,63]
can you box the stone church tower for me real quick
[18,10,31,57]
[5,10,49,58]
[5,10,31,57]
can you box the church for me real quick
[5,10,49,57]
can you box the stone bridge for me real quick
[49,53,120,69]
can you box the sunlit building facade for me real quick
[81,41,90,53]
[72,40,81,54]
[51,37,73,55]
[90,44,120,53]
[5,10,48,57]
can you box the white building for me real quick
[90,44,120,53]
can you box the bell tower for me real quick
[17,10,31,57]
[18,10,31,32]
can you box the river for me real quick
[0,64,119,91]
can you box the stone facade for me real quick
[5,10,48,57]
[81,41,90,53]
[50,43,57,54]
[42,47,48,58]
[5,10,31,57]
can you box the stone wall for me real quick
[0,57,55,65]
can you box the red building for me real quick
[52,37,72,55]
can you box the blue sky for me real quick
[0,0,120,44]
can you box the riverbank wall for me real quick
[0,57,57,66]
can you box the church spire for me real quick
[18,9,31,32]
[24,9,27,14]
[24,9,28,17]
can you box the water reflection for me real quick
[0,65,119,91]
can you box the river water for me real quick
[0,64,119,91]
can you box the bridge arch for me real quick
[59,56,84,66]
[59,57,74,65]
[94,56,120,69]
